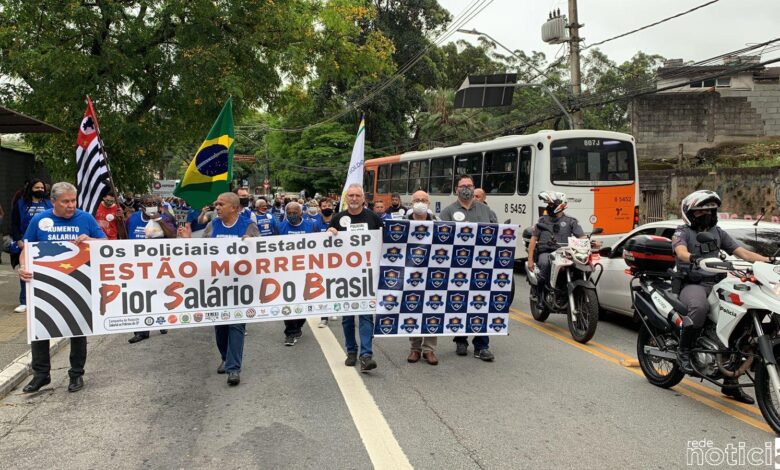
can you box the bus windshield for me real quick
[550,138,635,186]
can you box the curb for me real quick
[0,338,67,399]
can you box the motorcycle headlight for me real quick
[574,252,589,263]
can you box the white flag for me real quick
[340,117,365,210]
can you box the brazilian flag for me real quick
[174,98,234,209]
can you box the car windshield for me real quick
[726,227,780,257]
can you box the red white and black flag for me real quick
[76,96,111,215]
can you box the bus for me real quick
[364,129,639,257]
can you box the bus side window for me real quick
[430,156,454,195]
[483,147,517,194]
[377,164,391,194]
[454,153,482,191]
[364,169,375,197]
[517,146,532,195]
[408,160,429,193]
[390,162,408,194]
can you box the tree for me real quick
[0,0,394,191]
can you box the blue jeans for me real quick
[342,315,374,357]
[214,324,246,373]
[19,279,26,305]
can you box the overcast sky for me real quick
[437,0,780,66]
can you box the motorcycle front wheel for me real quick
[636,327,684,389]
[754,349,780,435]
[568,287,598,343]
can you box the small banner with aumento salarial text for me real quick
[26,231,381,341]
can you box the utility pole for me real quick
[567,0,584,129]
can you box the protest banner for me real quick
[26,231,381,341]
[373,220,516,337]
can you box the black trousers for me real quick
[453,335,489,350]
[284,319,306,337]
[31,337,87,378]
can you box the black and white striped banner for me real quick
[76,97,111,215]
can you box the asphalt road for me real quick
[0,269,775,469]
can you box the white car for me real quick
[595,219,780,317]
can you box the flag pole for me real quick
[85,96,119,195]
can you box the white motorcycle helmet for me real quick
[538,191,567,215]
[681,190,721,228]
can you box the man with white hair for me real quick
[328,183,383,372]
[18,182,106,393]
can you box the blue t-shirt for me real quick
[317,218,333,233]
[126,211,175,240]
[304,213,323,227]
[187,208,208,232]
[24,209,106,242]
[276,219,317,235]
[16,199,53,240]
[210,216,254,238]
[270,206,285,223]
[255,212,276,237]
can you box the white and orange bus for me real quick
[364,129,640,257]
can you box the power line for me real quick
[582,0,721,50]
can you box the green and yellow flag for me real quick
[174,98,234,209]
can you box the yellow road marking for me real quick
[509,310,773,434]
[511,307,763,417]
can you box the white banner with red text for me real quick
[26,231,380,341]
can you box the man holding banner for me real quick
[328,184,383,372]
[19,182,106,393]
[180,192,258,386]
[440,175,496,362]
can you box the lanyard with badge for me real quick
[339,215,369,232]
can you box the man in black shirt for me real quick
[384,192,407,219]
[328,183,383,372]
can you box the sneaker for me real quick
[318,319,328,328]
[359,355,377,372]
[217,361,225,374]
[293,331,303,339]
[474,349,495,362]
[13,304,26,313]
[284,335,297,346]
[227,372,240,386]
[345,352,358,366]
[455,343,468,356]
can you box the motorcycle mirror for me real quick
[598,246,612,257]
[591,227,604,236]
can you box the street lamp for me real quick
[456,28,573,129]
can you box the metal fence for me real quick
[641,189,666,223]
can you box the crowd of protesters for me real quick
[11,179,501,392]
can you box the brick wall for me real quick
[631,84,780,161]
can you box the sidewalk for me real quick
[0,251,65,397]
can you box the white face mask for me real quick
[144,206,159,217]
[307,207,318,216]
[413,202,428,215]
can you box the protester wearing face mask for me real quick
[254,197,277,237]
[276,202,318,345]
[440,175,497,362]
[316,198,337,328]
[235,187,257,224]
[405,191,440,365]
[126,195,176,343]
[271,194,286,223]
[303,201,322,227]
[384,193,408,219]
[10,179,53,313]
[94,191,128,240]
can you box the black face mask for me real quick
[239,197,250,207]
[692,212,718,231]
[32,190,46,199]
[321,208,334,217]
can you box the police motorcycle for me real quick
[629,233,780,433]
[524,224,604,343]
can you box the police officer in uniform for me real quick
[672,190,767,404]
[526,191,587,312]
